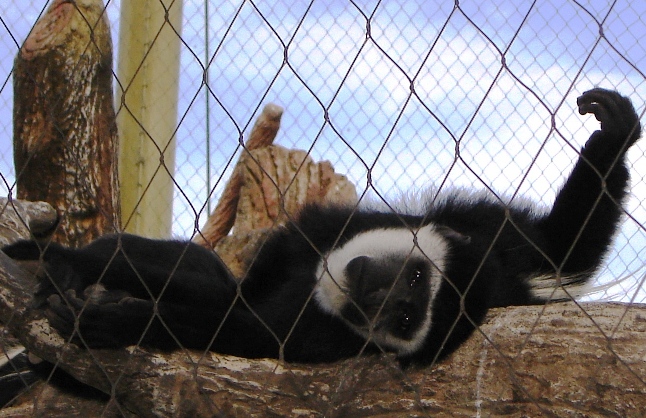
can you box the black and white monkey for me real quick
[3,88,642,366]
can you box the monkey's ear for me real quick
[435,225,471,245]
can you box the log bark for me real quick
[213,145,358,277]
[233,145,358,234]
[194,103,358,255]
[13,0,120,248]
[0,198,57,247]
[193,103,285,249]
[1,248,645,416]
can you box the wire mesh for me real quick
[0,0,645,415]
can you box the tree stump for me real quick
[194,103,286,249]
[0,198,57,247]
[194,103,358,272]
[212,145,358,277]
[13,0,120,248]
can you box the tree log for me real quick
[13,0,119,248]
[194,103,285,249]
[0,198,57,247]
[233,145,358,234]
[213,145,358,277]
[194,103,358,254]
[0,250,645,416]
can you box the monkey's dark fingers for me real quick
[44,290,97,340]
[577,89,621,124]
[577,88,641,146]
[82,284,132,304]
[74,297,154,348]
[577,88,624,113]
[44,294,78,338]
[45,292,150,347]
[577,101,609,125]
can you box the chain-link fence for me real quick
[1,0,645,415]
[3,0,644,300]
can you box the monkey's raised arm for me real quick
[539,88,641,274]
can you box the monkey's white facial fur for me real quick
[314,224,449,354]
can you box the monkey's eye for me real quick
[400,311,412,331]
[409,269,423,287]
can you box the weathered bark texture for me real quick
[193,102,357,276]
[1,253,645,416]
[212,228,272,280]
[0,198,57,247]
[0,199,120,416]
[194,103,358,258]
[0,383,119,418]
[13,0,120,248]
[212,145,358,277]
[233,145,358,234]
[194,103,285,249]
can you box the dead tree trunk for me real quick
[193,103,285,249]
[13,0,119,247]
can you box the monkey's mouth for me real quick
[340,299,384,329]
[341,298,422,343]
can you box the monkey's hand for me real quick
[577,88,641,151]
[45,286,150,348]
[2,240,88,307]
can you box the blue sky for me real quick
[1,0,645,301]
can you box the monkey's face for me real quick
[339,254,434,353]
[314,224,448,355]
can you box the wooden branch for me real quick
[234,145,358,233]
[200,145,358,277]
[193,105,358,274]
[13,0,120,248]
[1,248,645,416]
[193,104,284,249]
[0,198,57,247]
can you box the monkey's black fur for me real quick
[3,89,641,366]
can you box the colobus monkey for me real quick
[3,88,641,365]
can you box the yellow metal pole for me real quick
[116,0,183,238]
